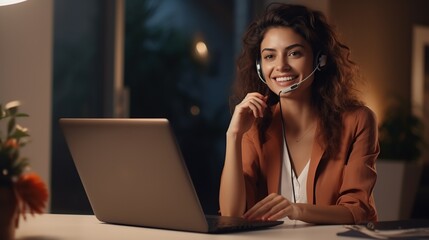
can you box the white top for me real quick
[280,140,309,204]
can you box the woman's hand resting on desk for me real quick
[227,93,267,136]
[243,193,301,221]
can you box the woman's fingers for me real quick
[247,99,263,118]
[243,193,292,221]
[263,200,292,220]
[227,93,268,135]
[240,93,267,118]
[243,193,278,219]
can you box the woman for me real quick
[219,3,379,224]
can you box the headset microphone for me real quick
[279,66,317,94]
[279,54,327,95]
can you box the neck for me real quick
[279,96,317,135]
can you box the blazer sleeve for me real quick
[337,107,379,223]
[241,130,264,210]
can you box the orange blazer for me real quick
[241,104,379,224]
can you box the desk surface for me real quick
[15,214,365,240]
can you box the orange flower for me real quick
[4,139,18,149]
[14,173,49,218]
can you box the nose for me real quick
[275,57,291,72]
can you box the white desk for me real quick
[15,214,366,239]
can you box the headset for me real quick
[256,52,327,94]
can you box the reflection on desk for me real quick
[15,214,363,240]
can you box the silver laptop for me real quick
[60,118,283,233]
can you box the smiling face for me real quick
[259,27,314,96]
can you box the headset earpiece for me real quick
[256,58,266,84]
[315,51,327,70]
[318,54,327,68]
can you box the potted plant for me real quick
[0,101,49,240]
[374,100,425,220]
[378,102,424,161]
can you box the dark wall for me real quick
[124,0,235,214]
[51,0,242,214]
[51,0,106,213]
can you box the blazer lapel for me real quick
[307,128,325,204]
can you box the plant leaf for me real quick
[7,118,16,136]
[10,130,30,139]
[15,113,29,118]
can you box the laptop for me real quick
[60,118,283,233]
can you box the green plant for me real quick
[378,101,424,161]
[0,101,30,184]
[0,100,48,216]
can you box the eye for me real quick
[288,50,302,58]
[263,54,274,61]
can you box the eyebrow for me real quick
[261,43,305,53]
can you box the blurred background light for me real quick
[0,0,26,7]
[195,41,208,59]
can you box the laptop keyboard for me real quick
[206,215,283,233]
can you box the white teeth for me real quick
[276,76,297,82]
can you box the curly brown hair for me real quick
[230,3,363,159]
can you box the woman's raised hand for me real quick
[227,92,267,136]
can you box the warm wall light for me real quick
[0,0,26,6]
[190,105,200,116]
[195,41,208,59]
